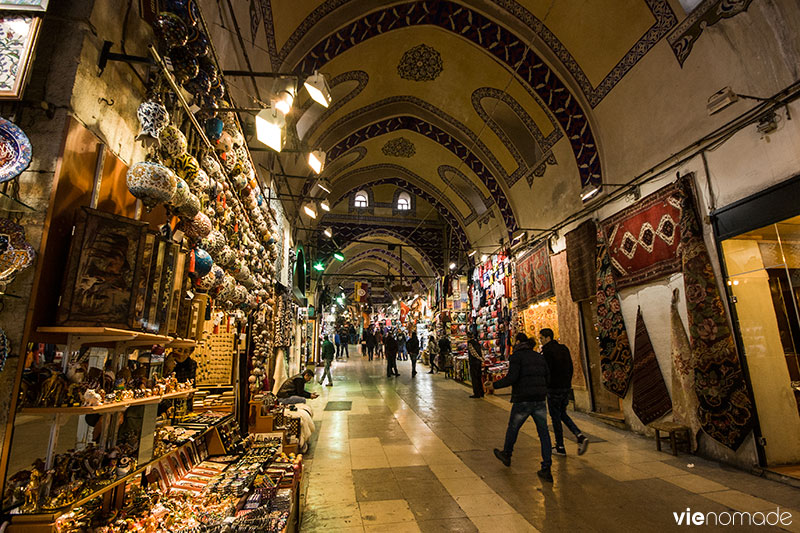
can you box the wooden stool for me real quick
[650,421,691,456]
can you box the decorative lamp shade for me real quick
[183,211,212,240]
[126,161,177,208]
[136,101,170,142]
[159,125,188,158]
[193,248,213,277]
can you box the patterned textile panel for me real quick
[596,229,634,398]
[600,182,683,289]
[565,219,597,302]
[677,177,754,450]
[631,308,673,425]
[515,242,554,307]
[550,251,586,389]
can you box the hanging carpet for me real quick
[516,241,554,306]
[670,288,700,452]
[595,228,633,398]
[632,307,672,425]
[565,219,597,302]
[600,183,683,289]
[677,177,754,450]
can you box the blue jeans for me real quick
[547,389,582,448]
[278,396,307,405]
[503,400,552,470]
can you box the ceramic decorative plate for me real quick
[0,218,34,282]
[0,117,32,183]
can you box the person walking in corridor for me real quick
[490,333,553,482]
[385,331,399,377]
[438,334,453,378]
[364,327,376,361]
[334,330,342,360]
[408,331,420,377]
[339,326,350,359]
[319,335,335,386]
[540,328,589,456]
[397,329,408,361]
[467,331,484,398]
[427,333,439,374]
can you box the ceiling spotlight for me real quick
[512,231,526,243]
[304,71,332,108]
[274,90,294,115]
[707,86,739,116]
[468,250,476,257]
[333,251,345,262]
[308,150,326,174]
[303,203,317,219]
[255,109,285,152]
[323,227,333,238]
[580,183,601,202]
[316,178,332,194]
[313,260,325,271]
[449,262,456,270]
[320,199,331,212]
[481,254,488,262]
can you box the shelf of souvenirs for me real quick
[36,326,198,348]
[6,413,237,525]
[20,388,198,415]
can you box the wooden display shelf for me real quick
[36,327,199,348]
[20,389,197,415]
[9,424,219,528]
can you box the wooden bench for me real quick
[649,421,691,456]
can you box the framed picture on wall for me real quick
[0,14,42,100]
[0,1,49,11]
[56,207,148,328]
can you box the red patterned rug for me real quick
[600,183,683,289]
[516,242,554,306]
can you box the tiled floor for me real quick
[299,352,800,532]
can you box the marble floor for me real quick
[298,352,800,532]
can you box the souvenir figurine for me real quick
[22,467,41,512]
[37,372,68,407]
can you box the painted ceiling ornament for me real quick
[397,43,443,82]
[381,137,416,158]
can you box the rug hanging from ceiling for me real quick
[600,182,683,289]
[632,307,673,425]
[516,241,554,307]
[596,229,633,398]
[565,219,597,302]
[670,288,700,452]
[677,177,755,450]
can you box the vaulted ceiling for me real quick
[206,0,680,298]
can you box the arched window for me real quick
[354,191,369,208]
[397,192,411,211]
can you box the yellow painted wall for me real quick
[723,239,800,465]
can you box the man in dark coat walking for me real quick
[490,333,553,482]
[407,331,420,377]
[384,331,399,377]
[467,332,484,398]
[540,328,589,456]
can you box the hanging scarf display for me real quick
[632,307,672,425]
[677,177,755,450]
[670,288,700,451]
[596,228,633,397]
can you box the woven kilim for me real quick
[632,308,672,425]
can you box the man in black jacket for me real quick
[385,331,400,377]
[276,369,319,404]
[540,328,589,456]
[490,333,553,482]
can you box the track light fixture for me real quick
[303,203,317,219]
[320,199,331,212]
[274,90,294,115]
[308,150,326,174]
[323,227,333,238]
[304,71,332,108]
[316,178,332,194]
[255,109,285,152]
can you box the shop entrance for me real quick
[720,215,800,469]
[580,299,623,417]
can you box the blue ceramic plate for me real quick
[0,117,32,183]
